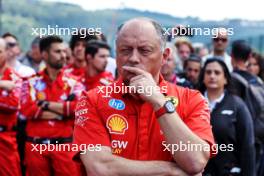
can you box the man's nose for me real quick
[77,45,84,50]
[61,52,67,60]
[128,50,140,64]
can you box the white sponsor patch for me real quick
[75,116,89,127]
[75,108,88,116]
[111,140,128,149]
[221,110,234,115]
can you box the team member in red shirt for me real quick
[81,40,114,90]
[73,18,215,175]
[20,36,84,176]
[64,29,99,77]
[0,38,21,176]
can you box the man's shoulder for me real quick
[15,61,35,78]
[99,71,114,85]
[101,71,114,79]
[166,82,205,105]
[24,71,41,80]
[167,81,198,95]
[4,67,21,81]
[232,70,259,86]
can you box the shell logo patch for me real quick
[165,96,178,107]
[37,92,46,100]
[106,114,128,135]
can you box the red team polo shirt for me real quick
[0,67,21,134]
[0,68,21,176]
[20,69,84,138]
[64,63,85,78]
[73,75,215,161]
[81,71,114,90]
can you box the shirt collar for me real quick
[40,68,64,86]
[204,91,225,111]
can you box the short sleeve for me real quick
[73,90,111,160]
[183,90,216,157]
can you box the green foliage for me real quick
[2,0,264,53]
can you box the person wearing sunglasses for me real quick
[0,38,22,176]
[202,28,233,72]
[2,33,35,78]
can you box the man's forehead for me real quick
[51,42,64,48]
[4,36,17,42]
[216,28,228,38]
[117,20,160,43]
[98,48,110,53]
[117,34,158,46]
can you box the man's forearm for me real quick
[48,102,63,114]
[40,111,60,120]
[81,148,189,176]
[151,97,209,174]
[157,111,209,174]
[96,158,186,176]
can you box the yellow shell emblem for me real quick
[37,92,46,100]
[107,114,128,135]
[165,96,178,107]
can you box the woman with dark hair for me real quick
[200,58,256,176]
[247,52,264,82]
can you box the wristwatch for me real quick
[42,101,50,110]
[38,100,50,110]
[155,100,175,119]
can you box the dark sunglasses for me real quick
[213,38,227,42]
[7,42,17,48]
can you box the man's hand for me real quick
[122,66,166,109]
[0,80,16,91]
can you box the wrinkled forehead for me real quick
[116,20,161,47]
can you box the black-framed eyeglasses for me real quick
[7,42,17,48]
[213,38,227,43]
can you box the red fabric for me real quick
[64,63,85,78]
[25,142,80,176]
[0,67,21,176]
[73,75,215,162]
[0,68,21,127]
[20,68,84,138]
[82,71,114,90]
[0,133,21,176]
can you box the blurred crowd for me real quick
[0,25,264,176]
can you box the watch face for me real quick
[165,101,175,113]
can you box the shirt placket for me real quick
[138,103,150,160]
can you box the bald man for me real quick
[73,18,215,176]
[0,38,21,176]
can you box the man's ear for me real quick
[85,54,92,64]
[162,48,171,64]
[41,51,48,62]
